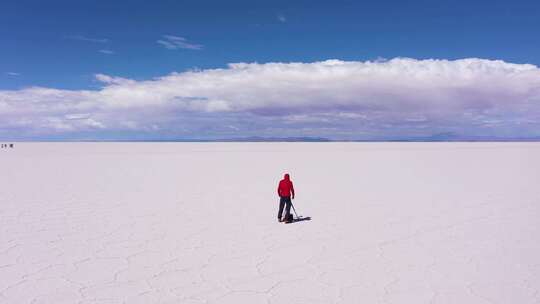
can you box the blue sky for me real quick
[1,0,540,140]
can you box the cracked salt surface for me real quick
[1,142,540,303]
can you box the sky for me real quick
[1,0,540,140]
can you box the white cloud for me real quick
[64,113,91,120]
[83,118,106,129]
[277,14,287,23]
[157,35,203,50]
[1,58,540,139]
[67,35,109,43]
[5,72,20,76]
[99,49,114,55]
[95,74,136,85]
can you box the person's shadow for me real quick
[286,216,312,224]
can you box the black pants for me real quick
[278,196,292,219]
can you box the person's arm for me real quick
[277,182,281,197]
[291,182,295,199]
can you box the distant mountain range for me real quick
[211,135,540,142]
[205,134,540,142]
[61,136,333,142]
[212,136,332,142]
[16,135,540,142]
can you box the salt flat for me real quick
[1,143,539,304]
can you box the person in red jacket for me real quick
[277,173,295,222]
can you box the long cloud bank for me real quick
[2,58,540,140]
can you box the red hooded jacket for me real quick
[278,174,295,198]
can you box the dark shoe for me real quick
[278,218,283,222]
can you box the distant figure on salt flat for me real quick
[277,173,295,223]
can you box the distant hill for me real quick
[25,134,540,142]
[216,136,332,142]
